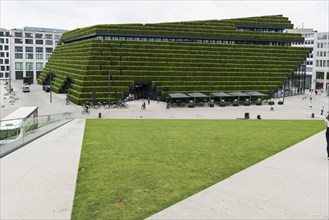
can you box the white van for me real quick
[22,84,30,92]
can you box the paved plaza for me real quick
[0,80,328,219]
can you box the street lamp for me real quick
[108,73,111,106]
[49,72,52,103]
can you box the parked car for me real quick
[22,83,30,92]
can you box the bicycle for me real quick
[81,106,90,115]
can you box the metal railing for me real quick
[0,112,74,158]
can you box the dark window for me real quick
[25,39,33,44]
[36,40,43,44]
[36,47,43,52]
[26,71,34,78]
[14,32,23,37]
[46,47,53,53]
[15,46,23,52]
[25,47,33,52]
[15,71,24,80]
[35,33,43,38]
[15,53,23,59]
[15,38,23,44]
[25,33,33,38]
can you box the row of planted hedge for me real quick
[67,39,308,54]
[114,75,286,82]
[67,93,124,105]
[156,84,281,92]
[152,80,283,86]
[61,16,298,42]
[61,15,293,41]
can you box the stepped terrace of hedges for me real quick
[37,15,310,105]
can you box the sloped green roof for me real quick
[61,15,300,43]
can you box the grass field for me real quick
[71,119,323,219]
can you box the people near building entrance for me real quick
[321,106,324,115]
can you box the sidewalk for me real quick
[148,130,329,219]
[0,118,85,220]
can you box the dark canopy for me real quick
[228,92,249,97]
[187,92,208,98]
[211,92,231,97]
[244,91,266,96]
[169,93,190,98]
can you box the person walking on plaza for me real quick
[324,115,329,159]
[321,106,324,115]
[270,104,274,111]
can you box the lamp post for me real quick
[108,73,111,106]
[283,79,286,103]
[49,72,52,103]
[8,69,12,94]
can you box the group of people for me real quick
[141,98,151,110]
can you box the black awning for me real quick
[228,92,249,97]
[187,92,208,98]
[211,92,231,97]
[168,93,190,98]
[244,91,266,96]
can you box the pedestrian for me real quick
[148,97,150,105]
[309,101,312,108]
[270,104,274,111]
[321,106,324,115]
[324,115,329,159]
[141,101,146,110]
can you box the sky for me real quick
[0,0,328,32]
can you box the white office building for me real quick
[0,28,11,79]
[313,32,329,92]
[289,28,315,89]
[3,27,65,82]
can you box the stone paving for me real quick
[0,80,328,219]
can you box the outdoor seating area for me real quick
[167,91,266,108]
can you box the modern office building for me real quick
[37,15,311,105]
[313,32,329,92]
[0,28,11,79]
[289,28,315,89]
[0,27,66,81]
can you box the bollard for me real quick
[98,112,102,118]
[244,112,250,119]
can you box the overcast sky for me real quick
[0,0,328,32]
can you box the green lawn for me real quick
[72,119,323,219]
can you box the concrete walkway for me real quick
[0,118,85,219]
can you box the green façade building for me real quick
[37,15,310,105]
